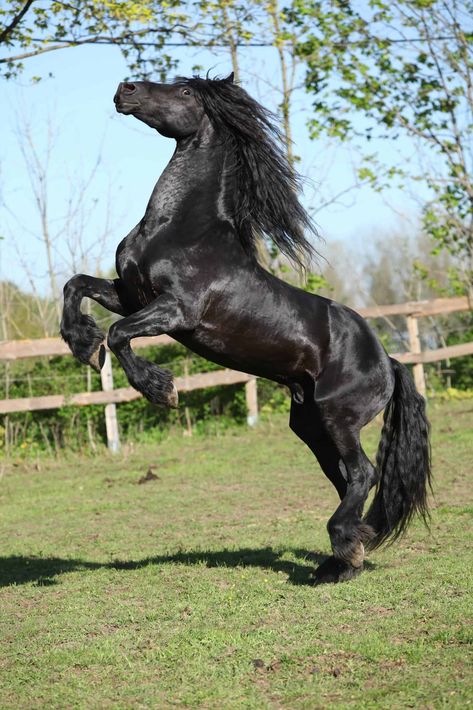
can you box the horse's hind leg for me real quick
[290,397,377,584]
[289,398,348,500]
[315,436,376,583]
[61,275,128,371]
[315,403,379,583]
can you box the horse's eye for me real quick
[182,88,192,96]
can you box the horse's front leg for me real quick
[61,275,129,372]
[107,294,199,408]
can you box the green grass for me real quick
[1,400,472,709]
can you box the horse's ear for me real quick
[225,72,235,83]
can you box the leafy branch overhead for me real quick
[0,0,179,79]
[0,0,267,80]
[294,0,473,285]
[1,0,472,288]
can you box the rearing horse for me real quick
[61,74,431,584]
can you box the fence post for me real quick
[100,351,120,453]
[245,377,258,426]
[406,315,426,397]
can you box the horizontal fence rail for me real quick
[0,368,254,415]
[0,295,471,450]
[392,341,473,365]
[358,295,470,319]
[0,334,175,361]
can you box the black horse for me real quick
[60,74,431,584]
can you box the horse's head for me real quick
[113,80,206,139]
[114,73,316,268]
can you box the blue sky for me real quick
[0,41,421,293]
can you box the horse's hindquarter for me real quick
[313,301,395,419]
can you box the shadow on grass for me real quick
[0,547,374,588]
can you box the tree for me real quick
[1,0,392,288]
[0,1,270,81]
[294,0,473,290]
[1,111,117,336]
[0,0,183,80]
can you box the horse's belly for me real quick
[176,318,314,381]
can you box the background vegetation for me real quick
[1,0,472,454]
[2,228,472,455]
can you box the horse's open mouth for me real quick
[115,102,140,114]
[115,101,139,114]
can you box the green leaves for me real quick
[296,0,473,288]
[2,0,472,286]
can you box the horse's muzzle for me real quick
[114,82,139,113]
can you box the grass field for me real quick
[1,399,472,709]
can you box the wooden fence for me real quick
[0,295,471,451]
[358,295,472,394]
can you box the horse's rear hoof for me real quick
[350,541,365,569]
[311,556,363,585]
[89,342,106,373]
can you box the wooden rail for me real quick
[357,295,470,319]
[0,334,175,361]
[392,341,473,365]
[358,295,471,394]
[0,295,471,450]
[0,368,254,415]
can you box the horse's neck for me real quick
[143,126,229,229]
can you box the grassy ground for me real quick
[0,400,472,709]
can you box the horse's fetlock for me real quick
[328,518,370,568]
[357,522,376,544]
[127,359,176,408]
[61,311,105,368]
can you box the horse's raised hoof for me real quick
[88,342,106,373]
[167,383,179,409]
[311,556,363,585]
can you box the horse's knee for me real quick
[107,322,126,353]
[62,276,76,297]
[63,273,86,298]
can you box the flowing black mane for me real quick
[176,75,317,270]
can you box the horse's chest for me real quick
[116,236,156,306]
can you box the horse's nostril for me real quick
[122,82,136,94]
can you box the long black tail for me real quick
[364,358,432,550]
